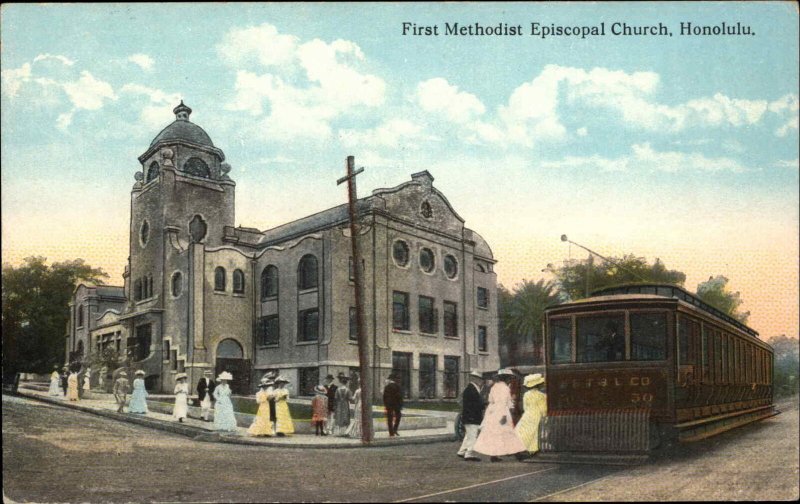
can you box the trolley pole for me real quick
[337,155,374,444]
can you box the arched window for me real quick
[214,267,226,291]
[146,161,160,183]
[77,304,84,327]
[140,220,150,246]
[233,269,245,294]
[217,338,244,359]
[77,340,84,356]
[419,247,435,273]
[261,265,278,300]
[171,272,183,297]
[133,279,143,301]
[298,255,318,290]
[184,157,210,178]
[393,240,410,267]
[444,254,458,279]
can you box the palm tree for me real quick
[501,279,560,366]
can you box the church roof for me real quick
[149,101,214,148]
[150,119,214,147]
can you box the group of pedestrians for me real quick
[458,368,547,462]
[48,365,93,401]
[245,373,295,436]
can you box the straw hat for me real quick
[523,373,545,388]
[496,368,514,376]
[217,371,233,381]
[314,385,327,394]
[259,376,273,386]
[135,370,145,376]
[118,371,127,377]
[175,372,188,381]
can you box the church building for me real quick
[66,102,499,400]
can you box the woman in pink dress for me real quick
[472,368,526,462]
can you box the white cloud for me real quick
[217,22,299,68]
[576,127,588,137]
[33,53,75,66]
[415,78,485,123]
[62,71,116,110]
[339,118,428,150]
[774,158,799,170]
[1,63,32,97]
[120,83,181,129]
[219,23,386,142]
[128,54,154,72]
[541,143,748,173]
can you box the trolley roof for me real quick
[549,283,759,339]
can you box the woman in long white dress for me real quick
[67,371,80,401]
[213,371,238,432]
[172,373,189,422]
[129,370,149,414]
[473,369,526,462]
[82,368,92,399]
[346,387,363,439]
[48,367,62,396]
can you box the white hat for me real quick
[176,372,188,380]
[135,370,145,376]
[217,371,233,381]
[469,370,484,379]
[496,368,514,376]
[274,375,289,384]
[523,373,545,388]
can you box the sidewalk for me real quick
[16,383,456,449]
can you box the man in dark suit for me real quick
[196,370,216,421]
[60,367,69,397]
[323,374,337,435]
[383,373,403,437]
[458,371,485,461]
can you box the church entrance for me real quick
[215,339,250,396]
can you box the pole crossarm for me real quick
[337,166,364,186]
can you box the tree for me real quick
[696,275,750,324]
[766,334,799,397]
[498,279,560,366]
[2,256,108,374]
[549,255,687,301]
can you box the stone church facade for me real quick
[66,102,499,400]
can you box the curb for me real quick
[15,391,458,449]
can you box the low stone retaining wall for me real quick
[145,399,446,434]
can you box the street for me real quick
[3,393,798,502]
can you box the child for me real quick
[311,384,328,436]
[248,378,274,437]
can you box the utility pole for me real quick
[337,155,374,443]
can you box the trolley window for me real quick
[678,316,697,364]
[576,314,625,363]
[701,325,710,383]
[549,318,572,364]
[630,313,667,361]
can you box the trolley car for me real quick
[541,284,777,453]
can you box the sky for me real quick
[2,3,798,340]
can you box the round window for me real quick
[419,247,435,273]
[444,254,458,279]
[140,220,150,246]
[393,240,410,267]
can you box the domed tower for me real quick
[123,102,235,390]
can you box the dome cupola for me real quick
[149,100,215,148]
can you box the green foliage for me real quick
[86,346,128,375]
[498,279,560,366]
[2,256,108,374]
[550,255,686,301]
[696,275,750,324]
[767,334,799,397]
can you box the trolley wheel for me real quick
[455,413,466,440]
